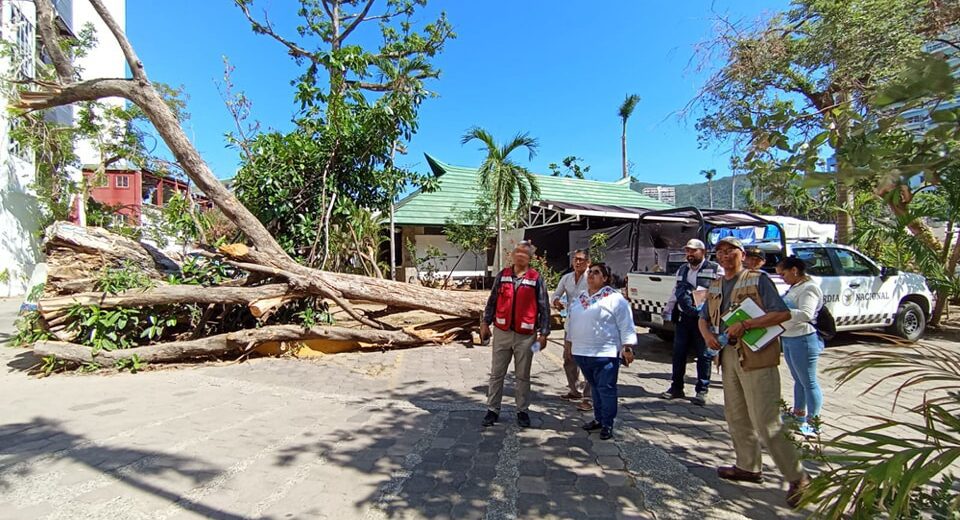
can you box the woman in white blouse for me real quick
[566,263,637,440]
[776,256,825,438]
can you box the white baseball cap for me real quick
[684,239,706,250]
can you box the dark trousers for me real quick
[574,355,620,428]
[670,315,711,395]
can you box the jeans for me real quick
[670,315,711,395]
[782,332,824,419]
[574,355,620,428]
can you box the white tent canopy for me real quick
[763,215,836,243]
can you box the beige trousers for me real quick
[487,328,536,413]
[720,346,804,482]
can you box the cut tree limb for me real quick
[38,283,299,317]
[34,324,444,364]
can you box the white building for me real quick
[0,0,125,297]
[640,186,676,206]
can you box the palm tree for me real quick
[701,168,717,208]
[461,127,540,269]
[618,94,641,180]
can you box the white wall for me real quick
[414,234,485,275]
[0,0,126,296]
[0,1,41,296]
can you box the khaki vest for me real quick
[707,269,781,371]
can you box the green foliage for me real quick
[10,311,52,348]
[461,127,540,268]
[170,256,236,286]
[79,362,101,373]
[0,268,9,284]
[445,197,495,256]
[95,261,154,294]
[406,238,445,287]
[66,305,141,354]
[26,283,45,303]
[115,355,146,374]
[548,156,590,179]
[140,315,177,341]
[588,233,609,264]
[160,192,209,243]
[798,341,960,518]
[233,0,453,269]
[530,254,560,290]
[40,356,66,376]
[295,304,334,328]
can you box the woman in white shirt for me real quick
[567,263,637,440]
[776,256,825,438]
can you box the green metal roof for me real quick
[393,154,673,226]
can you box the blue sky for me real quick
[128,1,788,185]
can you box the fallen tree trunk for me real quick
[38,283,298,317]
[44,222,178,294]
[34,324,445,364]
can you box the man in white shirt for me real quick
[552,249,591,407]
[660,239,723,405]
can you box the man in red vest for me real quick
[480,241,551,428]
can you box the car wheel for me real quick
[653,329,674,343]
[889,301,926,342]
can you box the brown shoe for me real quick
[717,466,763,483]
[786,475,810,508]
[576,400,593,411]
[560,391,583,400]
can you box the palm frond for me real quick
[500,131,539,161]
[618,93,641,121]
[461,126,499,155]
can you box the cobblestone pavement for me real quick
[1,297,957,519]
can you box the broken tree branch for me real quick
[34,324,444,364]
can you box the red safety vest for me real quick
[494,267,540,335]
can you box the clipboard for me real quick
[721,298,785,352]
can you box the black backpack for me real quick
[814,305,836,340]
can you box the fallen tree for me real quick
[14,0,484,368]
[34,323,452,364]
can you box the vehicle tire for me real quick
[653,329,674,344]
[888,301,926,342]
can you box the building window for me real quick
[7,6,35,161]
[116,175,130,189]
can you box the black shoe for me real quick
[582,420,602,431]
[482,411,498,427]
[517,412,531,428]
[600,427,614,440]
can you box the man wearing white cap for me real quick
[660,238,722,405]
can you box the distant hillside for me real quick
[632,175,750,209]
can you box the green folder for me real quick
[723,308,768,345]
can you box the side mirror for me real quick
[881,266,899,278]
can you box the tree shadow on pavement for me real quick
[0,417,244,519]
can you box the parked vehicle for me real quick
[626,208,934,342]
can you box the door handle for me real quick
[848,282,861,288]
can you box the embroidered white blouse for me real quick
[567,286,638,358]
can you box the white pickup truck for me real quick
[628,241,935,342]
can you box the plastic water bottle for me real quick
[704,334,726,359]
[531,341,541,353]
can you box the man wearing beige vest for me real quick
[698,237,809,508]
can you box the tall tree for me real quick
[693,0,951,243]
[234,0,453,268]
[700,168,717,208]
[461,127,540,269]
[618,94,641,180]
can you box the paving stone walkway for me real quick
[1,297,957,519]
